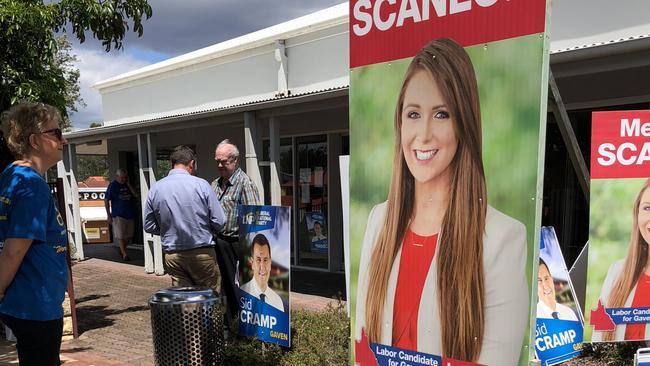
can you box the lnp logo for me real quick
[242,212,255,225]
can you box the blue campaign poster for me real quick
[535,227,584,365]
[237,205,291,347]
[305,211,328,254]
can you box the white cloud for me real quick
[70,49,150,129]
[68,1,346,129]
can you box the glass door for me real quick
[295,135,328,269]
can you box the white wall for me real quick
[100,23,349,127]
[102,46,278,125]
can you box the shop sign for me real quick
[78,190,106,201]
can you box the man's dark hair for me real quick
[170,145,196,166]
[539,258,549,273]
[251,233,271,258]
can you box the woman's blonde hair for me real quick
[603,178,650,341]
[364,38,487,361]
[1,102,61,159]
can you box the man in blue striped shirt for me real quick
[144,145,226,293]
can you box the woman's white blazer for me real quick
[591,260,650,341]
[354,202,529,366]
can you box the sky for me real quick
[67,0,346,129]
[66,0,650,129]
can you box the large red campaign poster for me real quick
[586,111,650,342]
[349,1,551,365]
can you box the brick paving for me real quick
[61,259,170,366]
[0,257,168,366]
[0,244,345,366]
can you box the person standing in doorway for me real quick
[211,139,261,326]
[144,145,225,292]
[105,168,137,261]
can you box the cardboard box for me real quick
[83,220,111,244]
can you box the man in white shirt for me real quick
[537,258,578,321]
[240,233,284,312]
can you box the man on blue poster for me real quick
[537,258,579,321]
[535,227,583,366]
[240,233,284,312]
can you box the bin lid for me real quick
[149,286,218,305]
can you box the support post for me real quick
[269,117,282,205]
[138,133,164,275]
[244,111,264,200]
[328,133,343,272]
[274,40,288,96]
[548,70,590,201]
[57,143,84,260]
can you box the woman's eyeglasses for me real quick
[40,128,63,141]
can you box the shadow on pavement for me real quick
[76,304,150,335]
[60,346,93,354]
[75,293,110,304]
[81,243,145,267]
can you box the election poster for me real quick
[305,211,328,253]
[237,205,291,347]
[349,1,551,365]
[585,111,650,342]
[535,227,583,365]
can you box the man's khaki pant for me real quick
[163,247,221,294]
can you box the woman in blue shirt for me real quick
[0,102,69,366]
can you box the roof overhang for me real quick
[64,86,348,144]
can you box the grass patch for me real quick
[224,302,349,366]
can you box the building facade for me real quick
[61,1,650,277]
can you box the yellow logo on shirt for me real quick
[54,245,67,254]
[56,213,64,227]
[0,215,6,221]
[0,196,9,205]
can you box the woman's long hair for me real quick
[603,178,650,341]
[364,38,487,361]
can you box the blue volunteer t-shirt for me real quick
[106,181,136,219]
[0,164,68,321]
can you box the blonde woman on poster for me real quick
[593,178,650,341]
[355,38,528,365]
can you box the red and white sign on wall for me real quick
[591,111,650,179]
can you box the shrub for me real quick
[224,302,349,366]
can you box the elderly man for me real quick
[144,146,225,292]
[211,139,261,325]
[105,168,138,261]
[240,234,284,312]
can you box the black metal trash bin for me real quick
[149,287,223,366]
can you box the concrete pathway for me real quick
[0,251,344,365]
